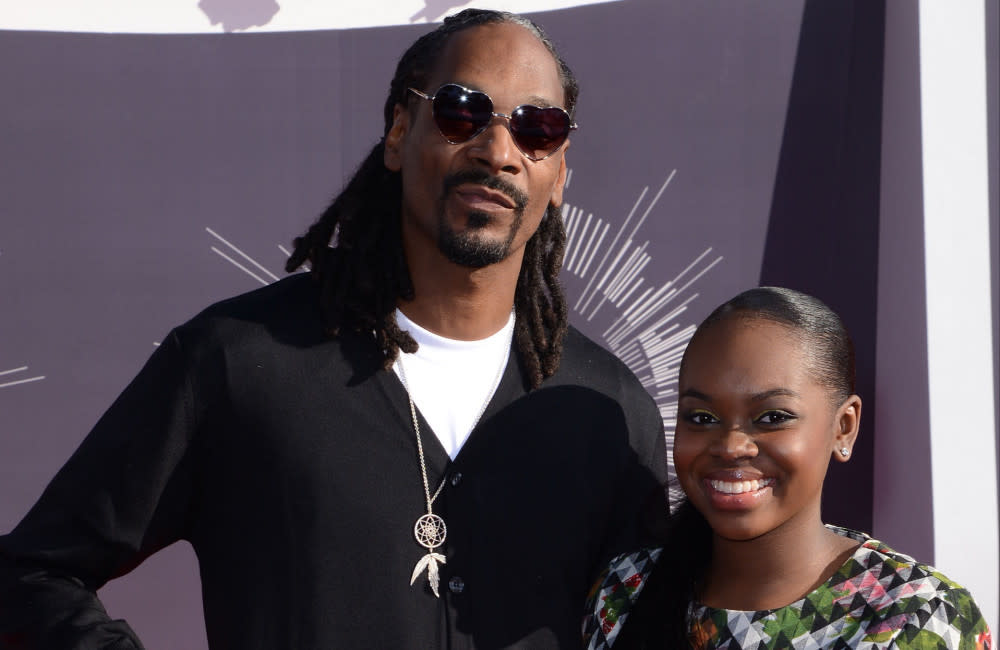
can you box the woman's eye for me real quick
[756,411,795,425]
[684,410,719,425]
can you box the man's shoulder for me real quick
[174,273,324,350]
[191,273,317,326]
[557,326,647,394]
[552,326,663,432]
[550,326,667,479]
[197,272,317,321]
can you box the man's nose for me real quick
[466,118,524,175]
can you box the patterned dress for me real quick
[584,527,992,649]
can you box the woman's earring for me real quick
[839,447,850,457]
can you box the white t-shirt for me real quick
[392,309,514,460]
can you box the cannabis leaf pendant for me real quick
[410,551,447,596]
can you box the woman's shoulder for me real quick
[806,525,993,649]
[826,524,977,603]
[685,526,992,649]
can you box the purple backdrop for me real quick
[5,0,995,645]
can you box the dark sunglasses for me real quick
[408,83,577,161]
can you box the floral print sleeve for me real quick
[583,547,661,650]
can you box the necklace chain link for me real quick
[398,312,515,597]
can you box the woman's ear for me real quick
[832,394,862,462]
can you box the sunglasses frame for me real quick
[407,84,577,161]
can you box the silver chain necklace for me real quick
[396,315,513,597]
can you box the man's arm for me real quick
[594,369,668,569]
[0,328,209,649]
[0,568,145,649]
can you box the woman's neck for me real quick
[698,521,859,611]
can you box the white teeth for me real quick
[710,478,773,494]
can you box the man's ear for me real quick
[548,139,570,209]
[384,104,408,172]
[831,394,862,462]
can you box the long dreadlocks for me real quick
[285,9,578,390]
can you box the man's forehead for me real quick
[425,22,564,106]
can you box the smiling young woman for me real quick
[584,287,993,650]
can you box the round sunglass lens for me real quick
[432,84,493,143]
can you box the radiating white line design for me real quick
[561,171,723,493]
[207,227,284,286]
[0,366,45,389]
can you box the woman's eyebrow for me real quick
[679,388,711,401]
[749,388,800,401]
[678,387,800,401]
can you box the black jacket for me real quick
[0,274,666,649]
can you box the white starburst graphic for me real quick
[561,170,722,490]
[0,366,45,389]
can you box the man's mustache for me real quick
[442,169,529,213]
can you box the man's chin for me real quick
[437,208,522,268]
[440,242,508,268]
[438,231,510,268]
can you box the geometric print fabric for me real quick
[686,526,992,649]
[583,547,662,649]
[586,526,993,649]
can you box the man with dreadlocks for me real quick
[0,9,666,650]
